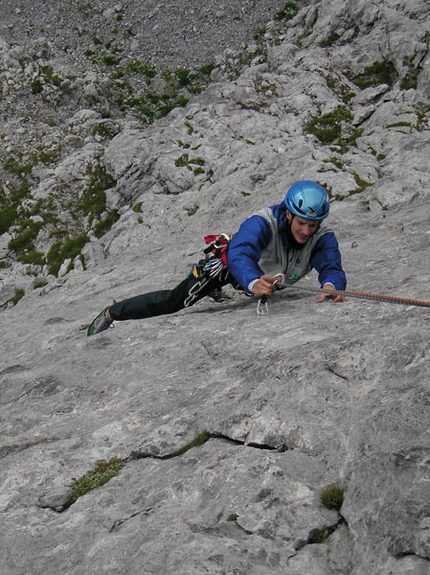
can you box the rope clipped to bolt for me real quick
[257,280,430,315]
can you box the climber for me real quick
[87,180,347,336]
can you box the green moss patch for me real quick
[351,60,398,89]
[70,457,125,503]
[305,104,363,153]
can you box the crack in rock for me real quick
[186,516,254,540]
[294,517,348,550]
[109,507,157,532]
[324,363,349,381]
[1,437,59,460]
[127,431,279,462]
[42,432,288,513]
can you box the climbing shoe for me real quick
[87,309,113,336]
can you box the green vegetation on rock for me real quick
[351,60,398,89]
[70,457,125,503]
[320,484,345,511]
[305,105,361,151]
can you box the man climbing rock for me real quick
[87,180,347,335]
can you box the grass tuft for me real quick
[320,484,345,511]
[70,457,125,503]
[177,430,211,455]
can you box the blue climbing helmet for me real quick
[284,180,330,221]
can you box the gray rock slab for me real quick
[1,1,430,574]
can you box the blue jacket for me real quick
[228,203,346,292]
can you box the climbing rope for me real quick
[284,284,430,308]
[257,282,430,314]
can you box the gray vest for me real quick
[254,207,331,285]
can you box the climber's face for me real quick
[286,211,319,244]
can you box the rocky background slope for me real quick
[1,1,430,574]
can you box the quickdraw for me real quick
[256,275,285,315]
[184,273,211,307]
[256,277,283,315]
[203,233,232,271]
[185,233,233,308]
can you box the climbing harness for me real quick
[184,233,232,308]
[257,281,430,315]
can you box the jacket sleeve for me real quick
[228,215,272,291]
[311,232,347,289]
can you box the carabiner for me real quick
[257,296,269,315]
[213,233,232,249]
[256,274,284,316]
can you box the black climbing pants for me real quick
[108,272,234,321]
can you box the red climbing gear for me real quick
[185,233,233,307]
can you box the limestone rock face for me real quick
[1,1,430,575]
